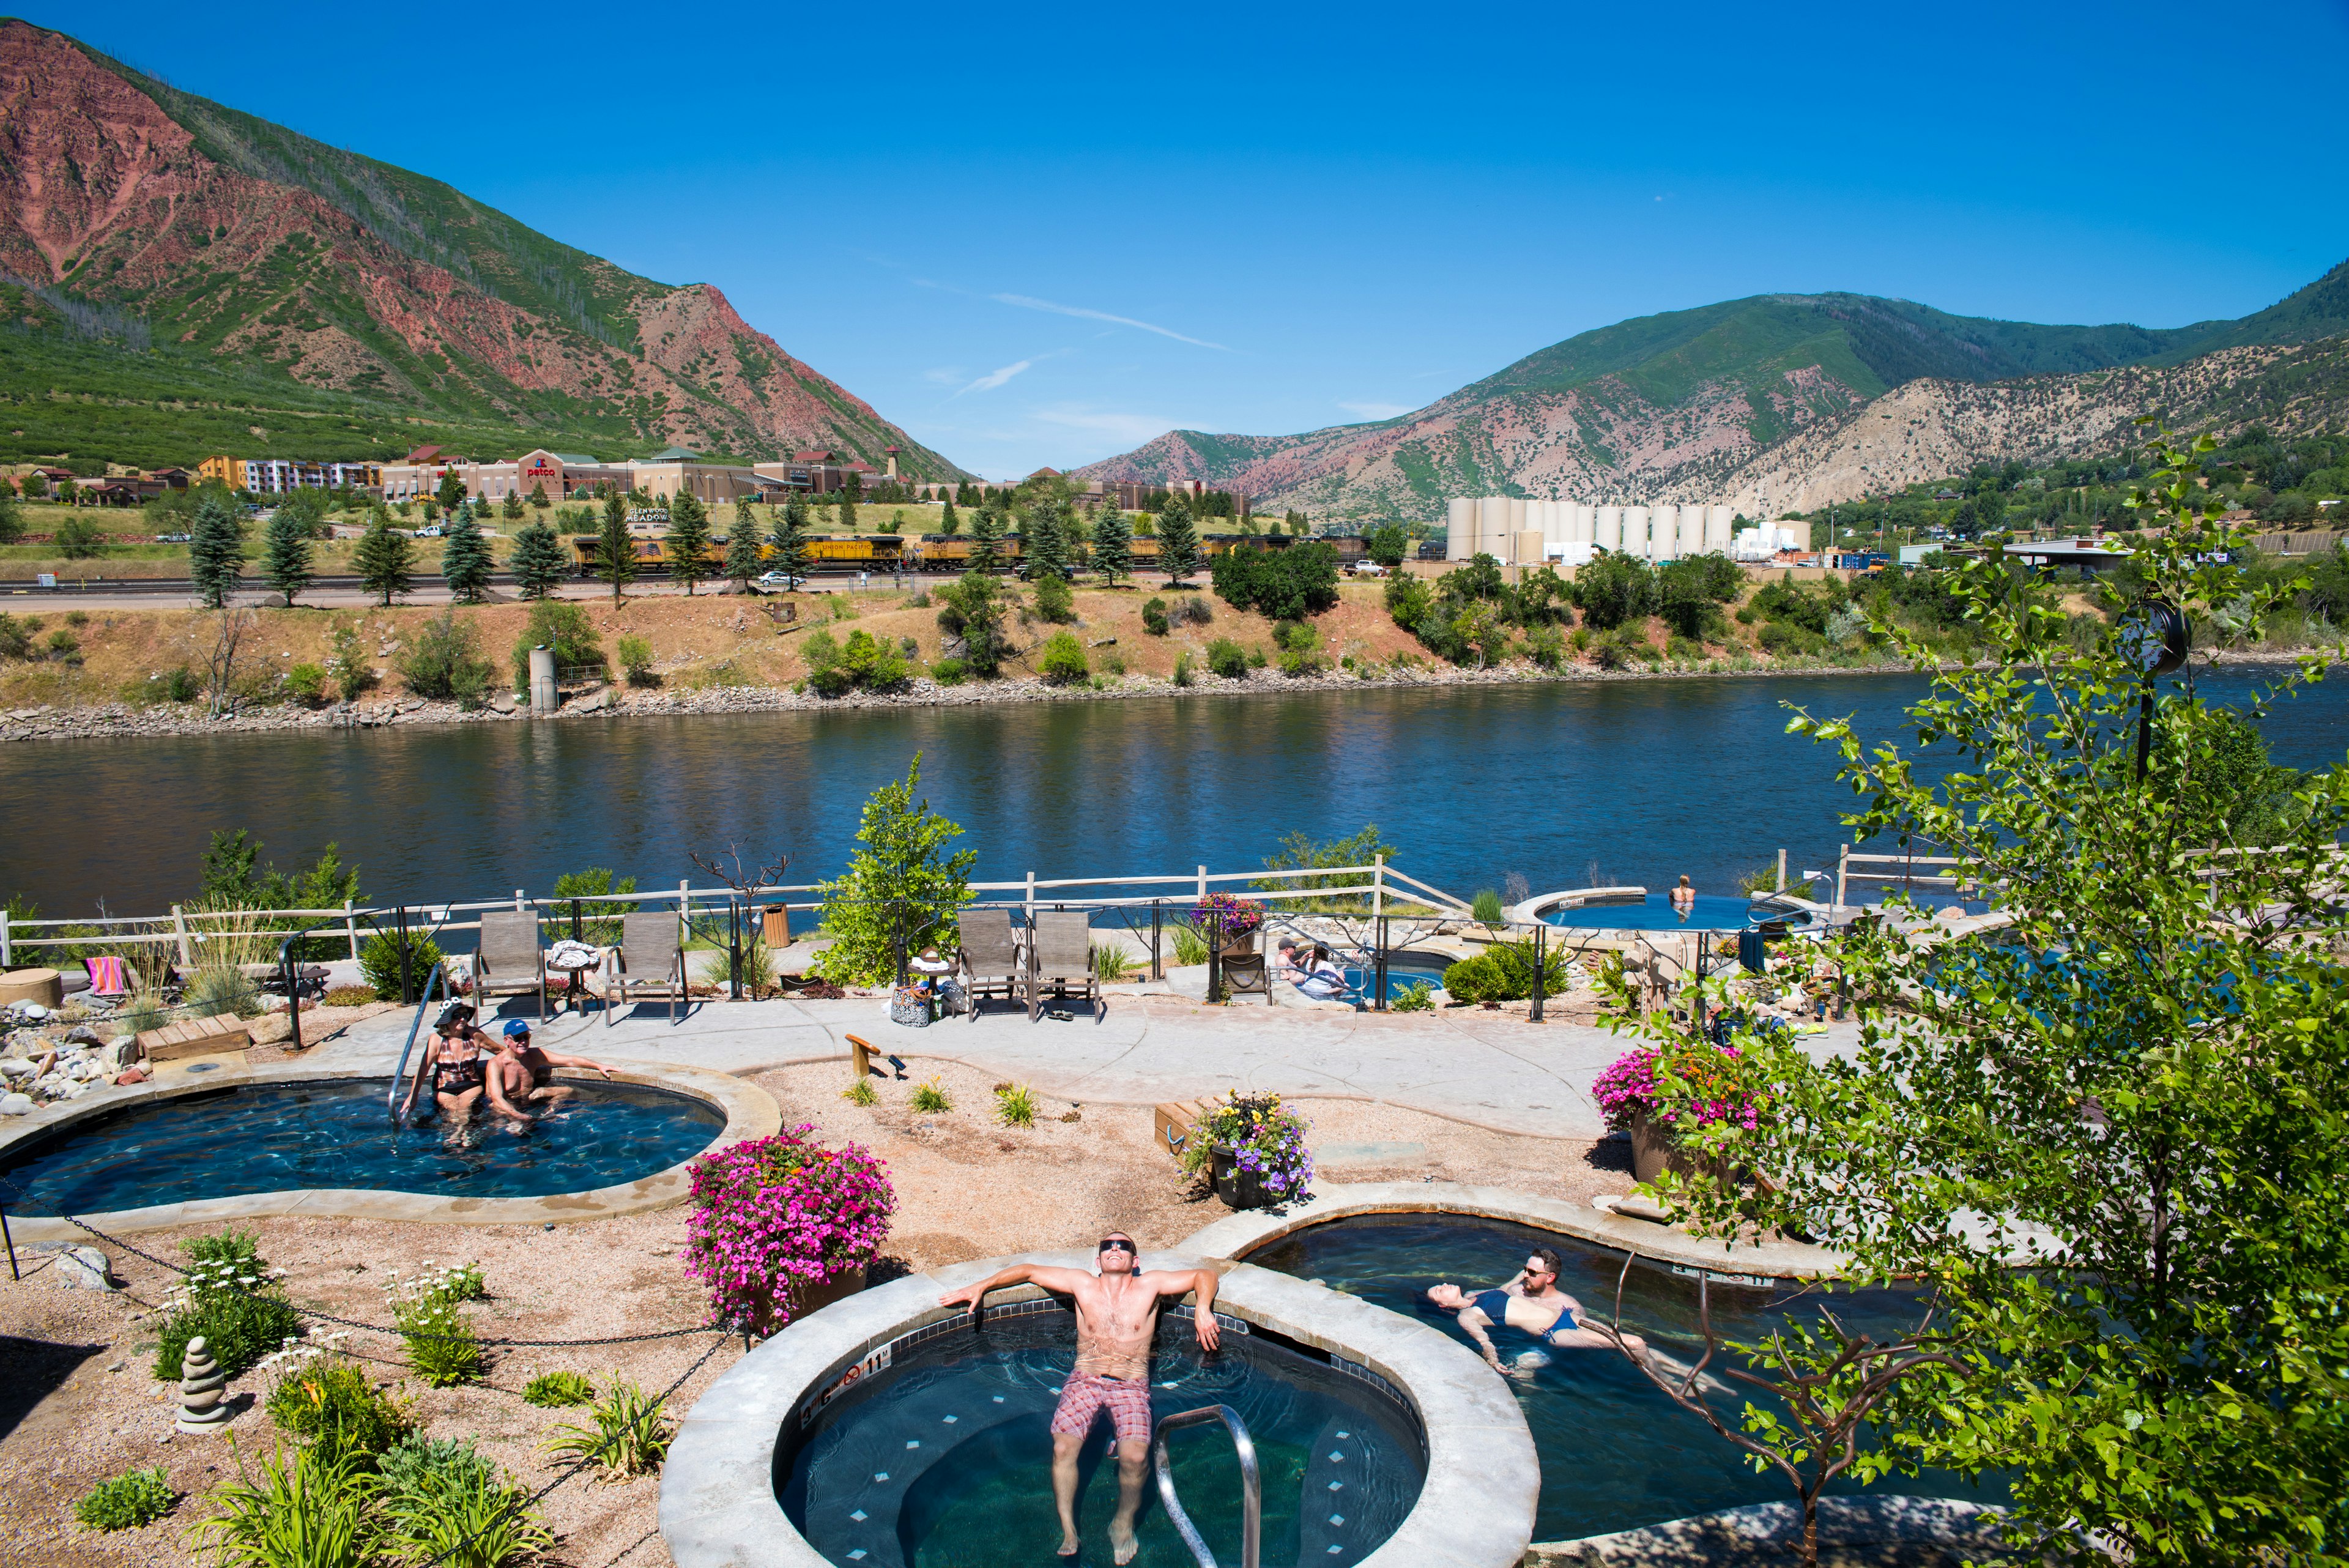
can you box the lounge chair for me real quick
[473,910,549,1022]
[1027,910,1102,1021]
[603,910,688,1027]
[1220,946,1272,1002]
[956,908,1024,1020]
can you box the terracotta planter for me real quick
[786,1263,868,1322]
[1628,1111,1733,1191]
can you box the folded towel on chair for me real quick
[85,954,132,997]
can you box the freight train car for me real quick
[568,533,907,576]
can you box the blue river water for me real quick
[1,667,2341,917]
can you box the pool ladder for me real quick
[1151,1404,1260,1568]
[385,960,451,1125]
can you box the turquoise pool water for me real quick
[0,1077,725,1216]
[1247,1214,2005,1542]
[1543,893,1807,932]
[779,1306,1425,1567]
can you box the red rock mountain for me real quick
[0,20,967,475]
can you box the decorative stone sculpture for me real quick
[176,1336,231,1434]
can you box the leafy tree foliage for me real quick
[933,571,1011,675]
[1362,522,1409,568]
[188,491,246,609]
[814,754,978,985]
[1210,541,1340,620]
[0,487,21,544]
[510,599,604,688]
[395,609,494,705]
[1573,549,1656,630]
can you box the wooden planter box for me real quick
[136,1013,253,1062]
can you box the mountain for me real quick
[1074,263,2349,519]
[0,20,968,476]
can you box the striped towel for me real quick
[86,954,131,997]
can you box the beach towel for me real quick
[84,955,131,997]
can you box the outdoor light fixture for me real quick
[2126,600,2192,782]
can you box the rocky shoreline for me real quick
[0,647,2319,744]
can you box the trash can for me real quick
[761,905,791,947]
[1737,930,1767,973]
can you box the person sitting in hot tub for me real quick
[1295,942,1349,1001]
[1427,1246,1655,1370]
[488,1019,614,1107]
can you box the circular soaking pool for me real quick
[779,1302,1425,1568]
[1543,893,1811,933]
[0,1074,727,1217]
[1244,1213,2004,1542]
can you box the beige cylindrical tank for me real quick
[1594,505,1622,551]
[1568,503,1592,543]
[1705,503,1735,551]
[1473,497,1504,557]
[1622,505,1650,559]
[1650,505,1680,559]
[1447,497,1474,559]
[1508,497,1528,537]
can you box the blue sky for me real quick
[54,0,2349,478]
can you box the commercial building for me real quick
[195,456,382,493]
[751,455,881,497]
[1444,498,1750,563]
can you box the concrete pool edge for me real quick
[0,1058,779,1240]
[659,1248,1538,1568]
[1181,1179,1852,1287]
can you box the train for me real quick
[565,530,1313,577]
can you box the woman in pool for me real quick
[1428,1246,1654,1370]
[1670,875,1697,913]
[401,1008,535,1137]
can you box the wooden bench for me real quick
[1153,1098,1215,1164]
[136,1014,252,1062]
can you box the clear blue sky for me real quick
[51,0,2349,478]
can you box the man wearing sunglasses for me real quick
[1427,1247,1653,1370]
[939,1233,1221,1562]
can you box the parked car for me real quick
[754,570,800,590]
[155,532,192,543]
[1349,562,1389,577]
[416,524,444,538]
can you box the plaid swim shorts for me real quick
[1049,1372,1153,1445]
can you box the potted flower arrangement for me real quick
[1191,892,1265,955]
[1181,1091,1314,1210]
[1592,1040,1758,1186]
[682,1127,896,1336]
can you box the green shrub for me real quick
[1442,937,1572,1003]
[522,1370,597,1408]
[285,662,328,705]
[841,1078,879,1107]
[396,610,494,705]
[510,598,606,688]
[1140,596,1170,634]
[1033,572,1075,622]
[1274,620,1324,677]
[1523,625,1566,669]
[1038,631,1088,685]
[265,1356,415,1467]
[1391,981,1435,1013]
[155,1229,303,1381]
[1471,888,1506,924]
[1441,953,1508,1003]
[0,612,32,660]
[995,1083,1039,1127]
[616,633,656,684]
[930,655,968,685]
[379,1433,552,1567]
[74,1466,176,1531]
[910,1076,952,1113]
[358,929,445,1001]
[541,1381,674,1479]
[1171,651,1195,686]
[1205,637,1249,680]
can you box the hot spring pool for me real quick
[1543,893,1809,933]
[0,1076,726,1217]
[1245,1214,2004,1541]
[1341,952,1451,1003]
[779,1304,1426,1567]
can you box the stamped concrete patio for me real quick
[311,980,1859,1141]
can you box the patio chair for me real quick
[83,954,135,1003]
[603,910,688,1027]
[1027,910,1102,1022]
[473,910,549,1022]
[956,907,1024,1020]
[1220,948,1272,1001]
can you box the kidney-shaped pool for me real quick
[777,1301,1426,1568]
[0,1076,726,1216]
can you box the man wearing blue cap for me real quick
[488,1018,617,1108]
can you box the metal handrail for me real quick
[1150,1403,1260,1568]
[385,961,449,1124]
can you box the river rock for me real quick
[51,1244,116,1291]
[247,1013,294,1046]
[110,1035,141,1067]
[0,1057,32,1079]
[176,1337,231,1433]
[0,1092,31,1114]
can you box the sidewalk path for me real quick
[316,992,1860,1141]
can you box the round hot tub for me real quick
[1542,892,1812,933]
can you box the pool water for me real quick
[780,1307,1425,1568]
[1340,957,1450,1003]
[1543,893,1806,932]
[0,1077,725,1216]
[1247,1215,2005,1542]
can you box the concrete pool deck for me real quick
[305,987,1860,1142]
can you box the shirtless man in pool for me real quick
[1428,1246,1655,1369]
[939,1234,1220,1564]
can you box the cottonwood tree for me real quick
[1629,427,2349,1566]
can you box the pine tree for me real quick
[355,508,415,606]
[725,500,763,590]
[969,498,1006,574]
[1159,497,1200,584]
[1093,506,1132,584]
[435,471,467,512]
[597,491,638,606]
[262,507,314,606]
[510,519,565,600]
[940,497,960,536]
[439,505,494,603]
[837,479,859,533]
[502,489,524,521]
[768,494,811,589]
[529,481,551,509]
[188,491,247,609]
[666,489,711,595]
[1024,500,1069,581]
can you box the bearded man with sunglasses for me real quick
[939,1233,1221,1562]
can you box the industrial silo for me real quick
[1705,503,1735,551]
[1650,505,1680,560]
[1622,505,1651,559]
[1447,497,1475,559]
[1594,505,1622,551]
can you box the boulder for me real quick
[51,1244,116,1291]
[246,1012,294,1046]
[0,1091,32,1114]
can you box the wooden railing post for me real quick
[1835,844,1849,911]
[171,904,193,967]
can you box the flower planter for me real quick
[1210,1144,1271,1210]
[1628,1111,1735,1192]
[788,1263,867,1320]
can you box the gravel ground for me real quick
[0,1053,1620,1564]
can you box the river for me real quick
[5,669,2344,919]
